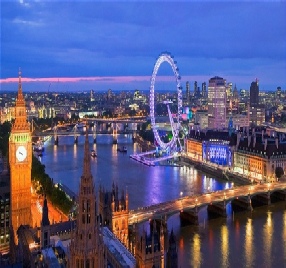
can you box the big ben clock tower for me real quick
[9,69,32,242]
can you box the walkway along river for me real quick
[40,135,286,267]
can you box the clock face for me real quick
[16,145,27,162]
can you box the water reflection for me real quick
[245,218,254,267]
[263,211,273,268]
[221,225,229,267]
[73,143,77,158]
[191,233,201,267]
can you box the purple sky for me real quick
[1,1,286,92]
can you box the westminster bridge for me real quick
[128,181,286,225]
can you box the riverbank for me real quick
[180,156,251,186]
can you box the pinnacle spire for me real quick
[17,68,24,102]
[41,196,50,226]
[83,125,92,178]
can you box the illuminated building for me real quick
[8,70,32,243]
[249,105,265,126]
[194,81,198,97]
[226,82,233,99]
[135,220,166,268]
[90,89,95,102]
[228,114,249,129]
[194,110,208,130]
[0,107,15,124]
[0,155,10,255]
[201,82,207,99]
[203,140,232,166]
[99,182,129,248]
[276,86,282,99]
[186,129,236,168]
[69,132,105,267]
[185,137,203,161]
[187,127,286,182]
[233,129,286,182]
[207,76,227,129]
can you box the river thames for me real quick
[40,134,286,267]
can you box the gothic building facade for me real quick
[69,132,105,267]
[99,182,129,248]
[134,220,166,268]
[8,69,33,243]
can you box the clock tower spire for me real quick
[14,68,30,131]
[9,69,32,244]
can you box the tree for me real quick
[0,121,12,156]
[275,166,284,179]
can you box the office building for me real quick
[207,76,227,129]
[250,79,259,106]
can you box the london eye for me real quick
[149,52,182,153]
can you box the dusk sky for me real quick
[1,0,286,93]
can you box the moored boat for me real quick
[91,150,97,157]
[33,140,44,152]
[117,146,127,153]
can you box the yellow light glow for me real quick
[245,218,254,266]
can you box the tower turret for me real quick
[166,229,178,268]
[41,196,50,249]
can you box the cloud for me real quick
[0,76,152,84]
[1,1,285,91]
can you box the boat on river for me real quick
[91,150,97,158]
[117,146,127,153]
[33,140,45,152]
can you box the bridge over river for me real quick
[128,181,286,225]
[32,121,139,145]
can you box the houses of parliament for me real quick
[0,72,178,267]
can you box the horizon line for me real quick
[0,74,226,84]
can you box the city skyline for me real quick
[1,1,286,92]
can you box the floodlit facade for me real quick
[208,76,227,129]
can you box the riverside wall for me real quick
[181,156,251,186]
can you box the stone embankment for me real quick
[181,156,251,186]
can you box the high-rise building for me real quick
[186,81,190,105]
[250,79,259,106]
[8,70,32,243]
[90,89,95,102]
[194,81,198,97]
[69,132,105,267]
[207,76,227,129]
[201,82,207,98]
[233,84,239,101]
[226,82,233,99]
[276,86,282,99]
